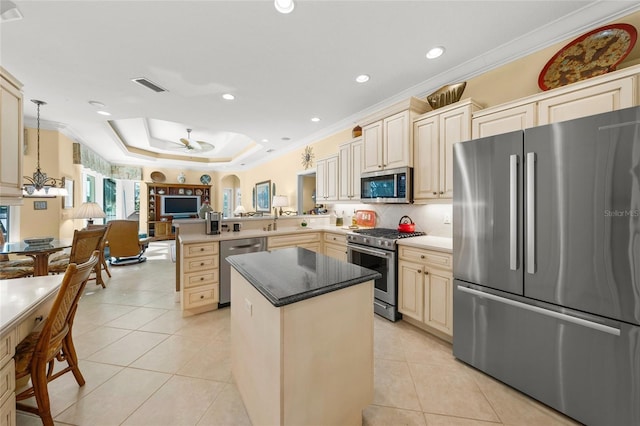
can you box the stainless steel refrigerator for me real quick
[453,106,640,425]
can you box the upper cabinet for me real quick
[0,67,24,205]
[472,66,639,138]
[338,137,363,201]
[413,99,481,201]
[316,154,339,202]
[361,97,429,173]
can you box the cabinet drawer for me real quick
[184,270,219,289]
[0,392,15,426]
[184,255,219,273]
[398,247,452,270]
[268,233,320,248]
[0,360,14,407]
[0,330,15,370]
[323,232,346,245]
[184,284,218,309]
[0,394,16,426]
[17,296,54,342]
[184,242,219,258]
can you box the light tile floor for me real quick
[15,242,580,426]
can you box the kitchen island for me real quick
[227,247,380,426]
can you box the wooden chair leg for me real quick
[31,359,55,426]
[62,335,85,386]
[94,264,106,288]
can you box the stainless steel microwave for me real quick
[360,167,412,203]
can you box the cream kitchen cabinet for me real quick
[323,232,347,261]
[472,102,536,138]
[338,137,363,201]
[537,75,635,125]
[413,99,480,200]
[398,246,453,340]
[316,155,339,202]
[0,67,24,206]
[361,97,429,173]
[181,241,219,316]
[268,232,321,253]
[472,68,638,139]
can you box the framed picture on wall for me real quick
[34,201,47,210]
[255,180,271,212]
[63,178,74,209]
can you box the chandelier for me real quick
[22,100,67,197]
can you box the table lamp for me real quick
[272,195,289,218]
[74,202,106,225]
[233,205,247,217]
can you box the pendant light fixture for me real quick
[22,100,68,197]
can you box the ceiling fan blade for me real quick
[188,140,203,150]
[179,138,190,146]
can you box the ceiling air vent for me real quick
[131,77,167,93]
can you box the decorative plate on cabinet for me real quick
[186,189,193,195]
[195,189,203,196]
[150,171,166,183]
[538,24,637,91]
[200,174,211,185]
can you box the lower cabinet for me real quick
[323,232,347,261]
[398,246,453,340]
[181,241,219,315]
[268,232,321,253]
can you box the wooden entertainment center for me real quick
[146,182,211,241]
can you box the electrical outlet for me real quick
[443,213,452,224]
[244,298,252,316]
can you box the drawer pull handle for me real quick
[420,255,425,259]
[200,277,204,281]
[424,271,429,275]
[35,315,44,322]
[200,295,204,299]
[417,270,422,274]
[200,248,205,251]
[200,262,205,266]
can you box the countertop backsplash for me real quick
[330,203,453,238]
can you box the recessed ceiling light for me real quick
[267,148,276,153]
[281,137,291,141]
[311,117,320,122]
[274,0,294,14]
[96,110,111,116]
[88,100,105,108]
[355,74,370,83]
[222,93,235,100]
[426,46,445,59]
[261,138,269,143]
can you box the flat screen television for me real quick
[160,195,201,217]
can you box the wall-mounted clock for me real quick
[301,146,314,170]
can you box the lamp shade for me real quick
[74,202,106,221]
[233,205,246,215]
[272,195,289,208]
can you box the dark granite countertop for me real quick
[226,247,381,307]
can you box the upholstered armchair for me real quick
[105,220,150,265]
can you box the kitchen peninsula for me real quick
[227,247,380,426]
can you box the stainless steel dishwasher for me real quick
[219,237,267,307]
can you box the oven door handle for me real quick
[348,245,391,258]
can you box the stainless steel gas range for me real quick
[347,228,425,321]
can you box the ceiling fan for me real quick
[179,128,205,150]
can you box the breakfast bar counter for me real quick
[227,247,380,426]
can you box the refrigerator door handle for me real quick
[526,152,536,274]
[457,285,621,336]
[509,154,519,270]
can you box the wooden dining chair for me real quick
[14,251,100,426]
[48,225,109,287]
[0,231,34,279]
